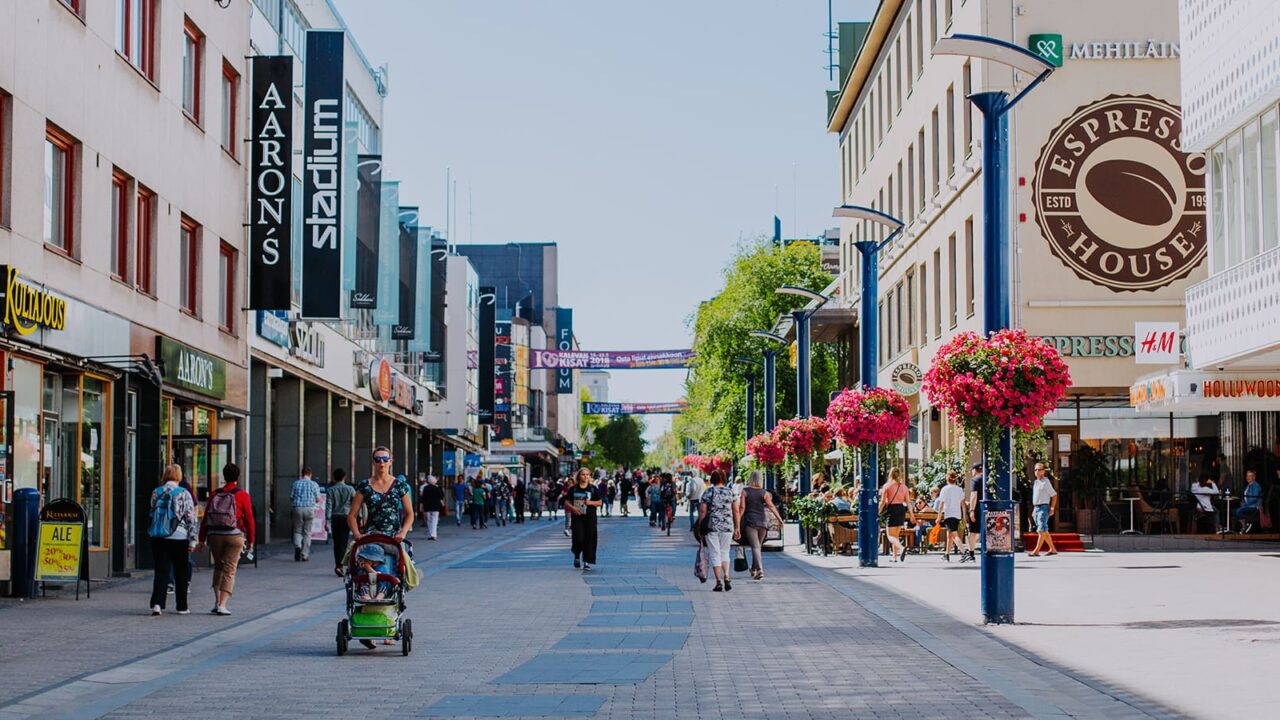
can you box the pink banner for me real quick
[529,349,693,369]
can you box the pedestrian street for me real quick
[0,505,1181,720]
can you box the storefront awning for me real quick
[1130,370,1280,412]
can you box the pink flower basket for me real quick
[745,432,786,467]
[773,417,834,461]
[826,386,911,447]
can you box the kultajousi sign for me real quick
[1033,95,1206,292]
[583,402,688,415]
[0,265,67,336]
[247,56,293,310]
[529,349,694,370]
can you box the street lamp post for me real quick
[934,33,1054,625]
[776,286,829,498]
[832,205,905,569]
[749,331,788,493]
[733,356,764,443]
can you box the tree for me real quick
[645,428,683,470]
[591,415,648,469]
[676,238,838,456]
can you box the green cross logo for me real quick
[1028,34,1063,67]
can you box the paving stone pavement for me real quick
[0,504,1185,719]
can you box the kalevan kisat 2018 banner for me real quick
[300,29,344,319]
[583,402,688,415]
[529,349,694,369]
[248,56,293,310]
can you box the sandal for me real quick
[712,582,723,592]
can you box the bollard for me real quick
[11,488,41,598]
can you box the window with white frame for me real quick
[1209,105,1280,273]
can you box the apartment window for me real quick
[906,270,915,347]
[1262,108,1278,253]
[945,0,953,27]
[946,85,956,177]
[221,61,239,156]
[905,19,913,96]
[0,90,8,227]
[44,124,77,255]
[1243,119,1262,261]
[916,5,925,75]
[894,282,904,355]
[906,147,916,221]
[931,108,940,195]
[136,187,155,295]
[111,170,130,281]
[218,242,237,332]
[895,41,903,112]
[60,0,83,16]
[919,263,929,345]
[180,216,200,315]
[932,250,942,338]
[917,128,926,212]
[962,62,973,157]
[1224,132,1242,268]
[116,0,157,81]
[930,0,938,42]
[965,218,976,317]
[345,88,381,153]
[896,162,904,220]
[948,233,958,328]
[879,300,887,364]
[182,19,204,123]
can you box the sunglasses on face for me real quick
[374,456,391,463]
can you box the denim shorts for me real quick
[1033,504,1051,532]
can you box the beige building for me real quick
[1,0,250,577]
[828,0,1213,529]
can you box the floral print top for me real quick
[356,477,411,534]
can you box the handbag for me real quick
[1260,506,1273,530]
[693,545,709,583]
[733,545,748,573]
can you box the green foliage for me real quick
[915,449,965,496]
[676,238,839,456]
[645,428,683,470]
[589,415,647,470]
[790,495,836,531]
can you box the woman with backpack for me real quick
[196,463,254,616]
[149,464,197,616]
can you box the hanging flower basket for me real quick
[826,386,911,448]
[745,432,786,467]
[773,417,834,461]
[682,454,704,471]
[706,452,733,475]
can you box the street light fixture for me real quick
[932,33,1055,625]
[732,357,764,441]
[776,285,830,307]
[832,204,906,568]
[773,286,831,498]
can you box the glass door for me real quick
[210,439,233,489]
[170,435,212,508]
[0,391,13,550]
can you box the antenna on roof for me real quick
[825,0,838,80]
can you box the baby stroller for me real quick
[336,533,413,656]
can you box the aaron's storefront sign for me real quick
[0,265,68,335]
[157,337,227,399]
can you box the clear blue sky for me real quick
[332,0,877,442]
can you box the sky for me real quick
[331,0,878,442]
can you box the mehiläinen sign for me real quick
[300,30,345,319]
[247,56,293,310]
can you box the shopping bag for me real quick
[693,545,709,583]
[928,524,944,545]
[733,545,749,573]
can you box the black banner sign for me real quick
[351,155,382,308]
[493,318,513,442]
[248,56,293,310]
[300,29,345,319]
[555,307,573,394]
[392,207,418,339]
[478,287,496,423]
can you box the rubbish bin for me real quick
[11,488,40,598]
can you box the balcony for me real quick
[1186,246,1280,369]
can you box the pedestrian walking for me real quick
[1027,462,1059,556]
[619,473,632,516]
[565,468,602,570]
[963,462,984,562]
[685,472,705,530]
[513,478,526,523]
[528,478,544,519]
[562,477,573,537]
[469,478,488,529]
[196,463,254,615]
[290,467,321,561]
[347,447,415,540]
[419,475,444,540]
[452,476,468,525]
[699,470,737,592]
[935,470,966,561]
[880,467,915,562]
[494,474,511,526]
[546,479,561,521]
[326,469,355,575]
[148,464,196,615]
[733,471,783,580]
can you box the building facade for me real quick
[829,0,1209,530]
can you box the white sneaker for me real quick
[151,605,162,616]
[213,606,232,616]
[177,610,191,615]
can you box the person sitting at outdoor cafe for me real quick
[1236,470,1263,533]
[914,486,941,548]
[1190,474,1220,532]
[832,488,852,513]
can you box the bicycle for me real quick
[663,502,674,536]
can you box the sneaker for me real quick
[582,563,592,571]
[177,609,191,615]
[151,605,162,616]
[574,558,581,568]
[563,528,570,537]
[213,606,232,616]
[359,639,376,650]
[167,584,175,594]
[294,548,302,562]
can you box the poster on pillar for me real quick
[247,56,293,310]
[477,287,496,423]
[350,155,382,308]
[391,207,418,340]
[554,308,573,394]
[299,29,345,319]
[493,318,514,442]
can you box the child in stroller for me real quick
[353,544,395,601]
[337,534,413,656]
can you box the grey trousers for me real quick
[291,507,316,558]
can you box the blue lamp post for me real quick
[749,331,787,493]
[733,356,764,441]
[775,286,829,498]
[832,205,905,568]
[933,33,1055,625]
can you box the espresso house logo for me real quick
[1,265,67,336]
[1033,95,1206,292]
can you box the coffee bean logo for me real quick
[1033,95,1206,292]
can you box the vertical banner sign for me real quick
[555,308,573,394]
[392,208,418,339]
[340,121,358,295]
[408,227,432,352]
[478,287,496,423]
[352,155,382,308]
[300,29,345,319]
[494,318,514,441]
[373,181,400,325]
[247,56,293,310]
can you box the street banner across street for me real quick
[247,56,293,310]
[300,29,345,319]
[583,401,688,415]
[529,349,694,369]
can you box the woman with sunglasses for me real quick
[347,446,415,541]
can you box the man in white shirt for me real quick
[685,473,705,530]
[935,471,967,560]
[1190,475,1220,532]
[1027,463,1058,557]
